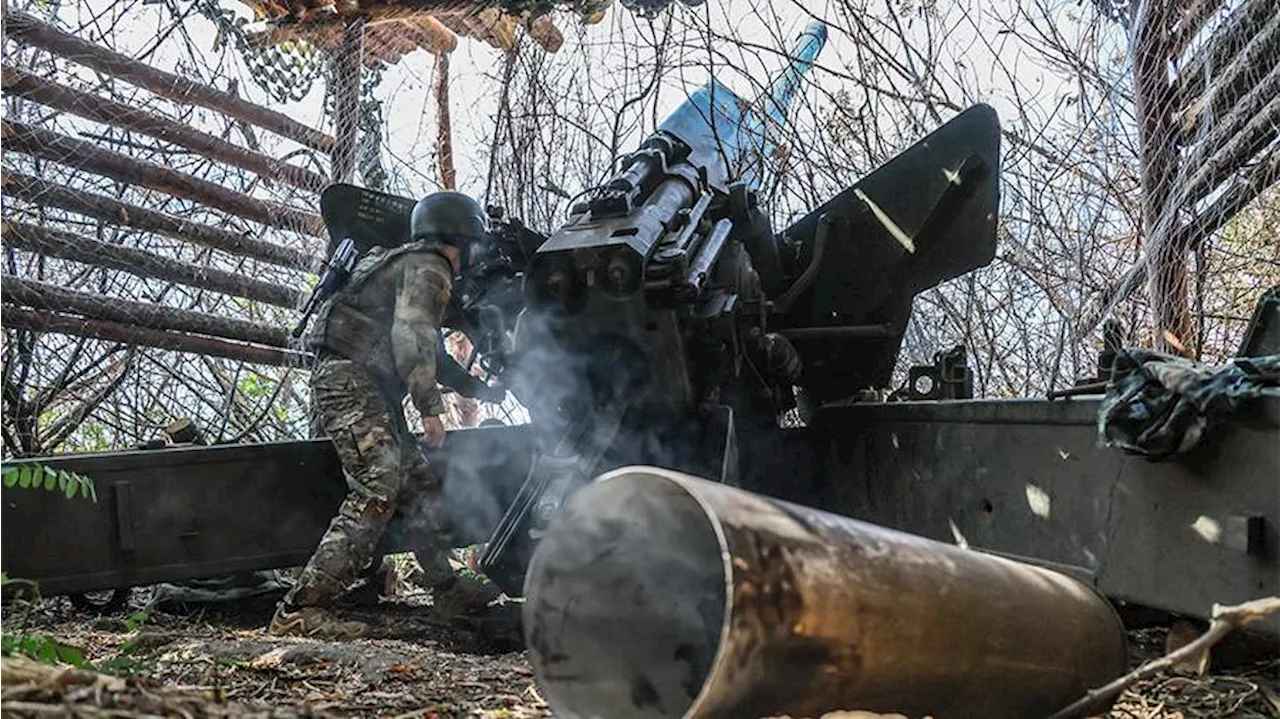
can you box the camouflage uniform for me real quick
[271,242,467,638]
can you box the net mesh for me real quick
[1,0,1276,456]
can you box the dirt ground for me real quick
[1,592,1277,719]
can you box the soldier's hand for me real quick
[422,415,446,449]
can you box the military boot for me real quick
[268,602,369,640]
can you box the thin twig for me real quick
[1048,596,1280,719]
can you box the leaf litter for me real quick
[1,595,1276,718]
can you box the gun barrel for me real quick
[761,21,829,128]
[523,466,1129,719]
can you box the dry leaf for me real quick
[1164,619,1209,675]
[249,647,288,670]
[387,662,420,677]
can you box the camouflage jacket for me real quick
[309,242,454,418]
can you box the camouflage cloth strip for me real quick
[284,356,455,609]
[1098,349,1280,460]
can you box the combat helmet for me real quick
[411,191,488,247]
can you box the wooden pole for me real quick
[2,172,320,271]
[1,220,303,309]
[1179,63,1280,174]
[1169,0,1227,60]
[330,17,365,187]
[1,64,331,192]
[1,306,310,367]
[1,7,335,153]
[434,51,456,189]
[1131,1,1192,355]
[2,119,326,237]
[1178,144,1280,248]
[1,275,291,348]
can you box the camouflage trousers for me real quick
[284,356,456,609]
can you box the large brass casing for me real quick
[523,466,1128,719]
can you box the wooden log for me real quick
[254,8,461,59]
[1,220,303,309]
[1183,93,1279,208]
[1179,11,1280,138]
[1131,1,1189,354]
[1181,60,1280,158]
[1,306,310,367]
[1,275,291,348]
[527,14,564,54]
[1,64,330,192]
[1080,145,1279,334]
[1170,0,1227,59]
[1177,143,1280,254]
[2,119,327,237]
[1177,0,1274,103]
[1,7,334,153]
[1,171,320,271]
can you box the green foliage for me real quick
[1,571,41,603]
[122,604,154,635]
[0,572,88,669]
[76,420,111,453]
[0,589,156,675]
[237,371,271,400]
[1,633,89,668]
[458,567,492,584]
[1,463,97,502]
[0,464,126,670]
[88,604,155,675]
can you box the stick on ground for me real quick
[1048,596,1280,719]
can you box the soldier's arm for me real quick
[391,254,452,419]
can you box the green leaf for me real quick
[84,476,98,503]
[17,465,33,489]
[20,636,39,655]
[37,638,57,665]
[123,605,152,633]
[55,644,87,668]
[2,467,18,488]
[43,466,57,491]
[63,473,78,500]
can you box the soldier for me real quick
[270,191,499,640]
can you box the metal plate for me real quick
[318,183,416,255]
[1239,285,1279,357]
[798,396,1280,635]
[777,104,1002,404]
[2,439,344,596]
[1,425,534,597]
